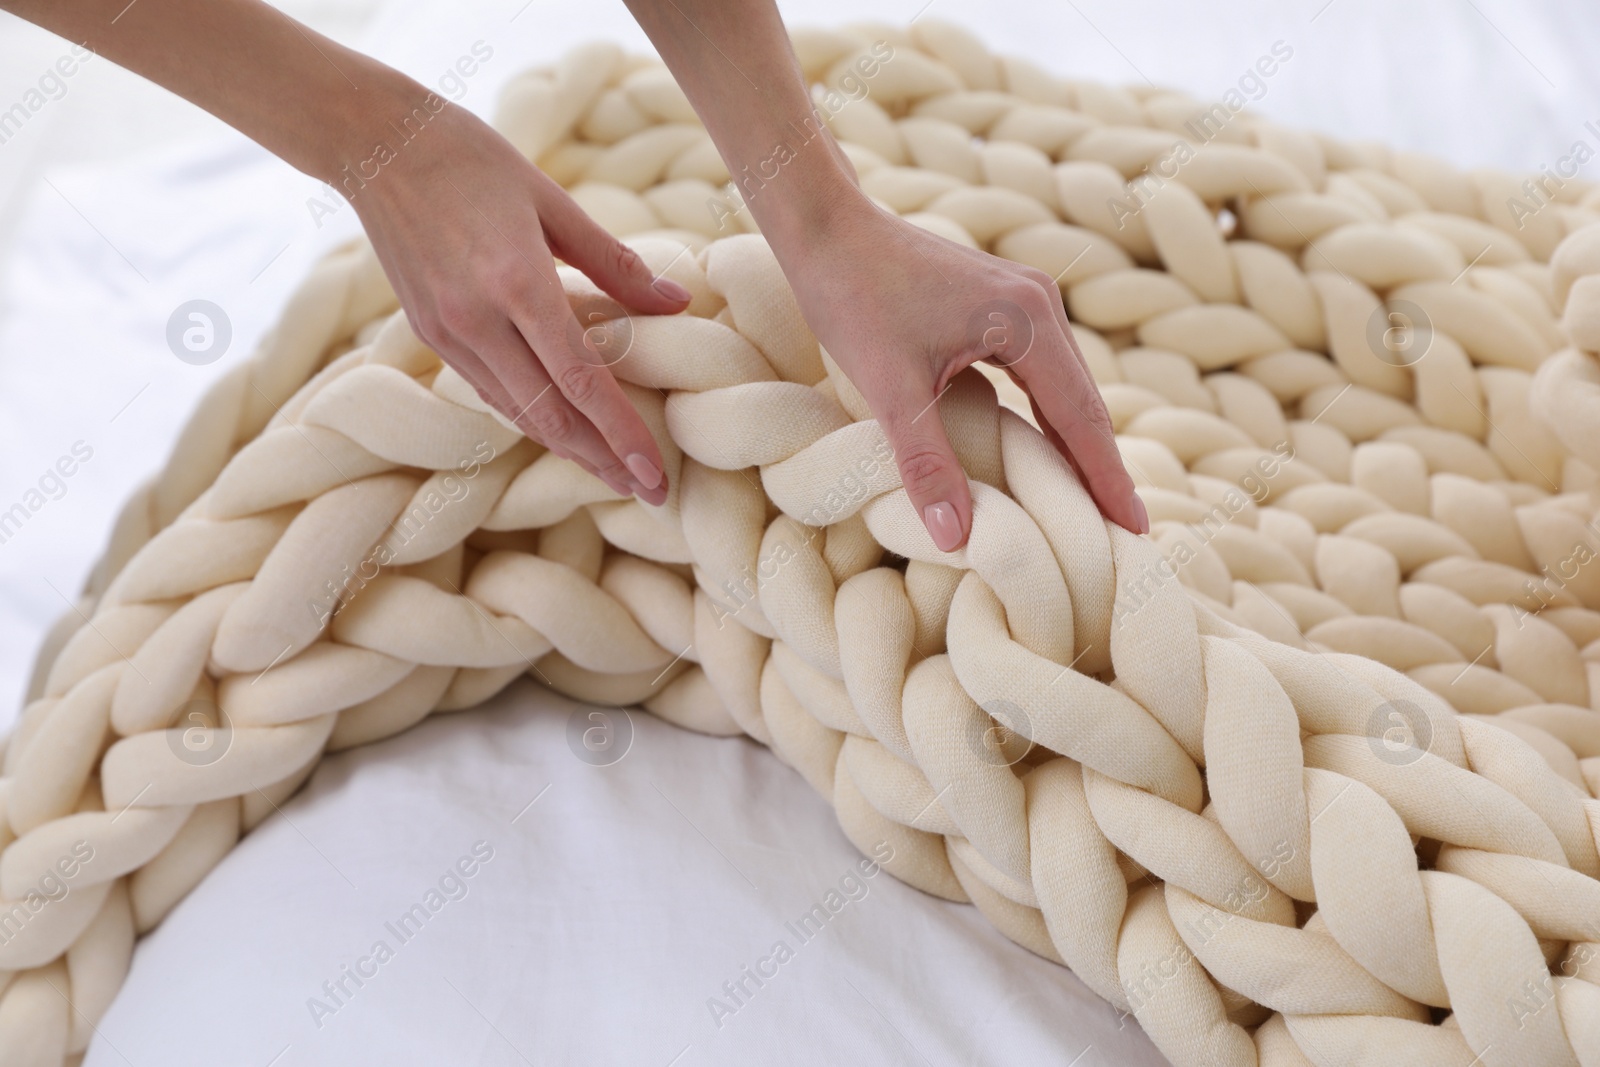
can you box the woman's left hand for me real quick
[772,192,1149,552]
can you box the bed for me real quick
[0,1,1592,1063]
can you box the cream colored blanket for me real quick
[4,21,1600,1067]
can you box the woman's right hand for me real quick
[346,92,691,504]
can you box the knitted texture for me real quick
[5,21,1600,1067]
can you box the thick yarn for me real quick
[4,21,1600,1067]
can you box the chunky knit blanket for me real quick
[5,21,1600,1067]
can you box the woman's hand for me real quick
[621,0,1146,550]
[0,0,690,502]
[776,193,1149,550]
[348,102,690,503]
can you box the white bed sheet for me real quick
[0,1,1590,1064]
[88,681,1166,1067]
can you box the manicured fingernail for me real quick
[625,452,663,490]
[924,501,962,552]
[1131,494,1149,535]
[652,276,691,302]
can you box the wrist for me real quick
[311,64,445,196]
[739,131,872,255]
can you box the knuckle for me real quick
[1017,278,1058,315]
[431,295,474,336]
[556,360,601,403]
[490,273,535,314]
[410,309,446,348]
[1075,372,1113,424]
[527,400,574,441]
[610,240,644,279]
[896,446,949,498]
[1092,393,1115,430]
[1068,375,1107,425]
[1020,266,1057,293]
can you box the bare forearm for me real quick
[0,0,426,185]
[621,0,864,248]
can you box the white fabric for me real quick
[0,3,1590,1065]
[86,681,1167,1066]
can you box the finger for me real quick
[1039,273,1104,390]
[538,181,692,312]
[562,449,633,500]
[434,336,524,429]
[877,372,974,553]
[1028,392,1087,485]
[979,278,1145,533]
[1013,331,1147,534]
[471,319,640,499]
[437,338,635,497]
[1030,389,1153,535]
[513,289,670,506]
[1013,275,1146,533]
[503,362,639,499]
[469,369,628,498]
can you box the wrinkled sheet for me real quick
[89,683,1165,1066]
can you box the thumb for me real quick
[541,189,692,313]
[881,386,973,554]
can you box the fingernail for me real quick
[652,276,691,302]
[1131,494,1149,535]
[625,452,663,490]
[924,501,962,552]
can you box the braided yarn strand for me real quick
[5,21,1600,1067]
